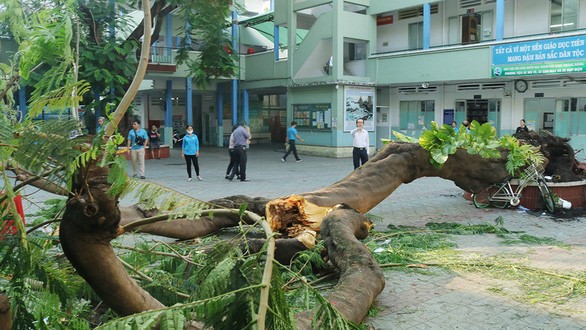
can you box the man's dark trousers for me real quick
[352,147,368,169]
[229,146,247,181]
[283,140,300,161]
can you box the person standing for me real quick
[281,121,304,163]
[97,116,105,133]
[182,125,202,182]
[451,120,459,133]
[225,126,240,180]
[148,125,161,160]
[516,119,529,134]
[127,119,149,179]
[351,118,369,169]
[227,122,251,182]
[462,120,471,133]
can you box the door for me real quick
[487,99,501,136]
[455,101,467,125]
[462,14,481,44]
[467,99,488,124]
[376,106,390,150]
[524,98,556,132]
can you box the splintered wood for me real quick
[265,195,331,243]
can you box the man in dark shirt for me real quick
[227,122,252,181]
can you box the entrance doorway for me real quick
[456,99,501,135]
[462,99,488,124]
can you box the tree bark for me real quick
[57,141,512,325]
[59,165,164,315]
[295,205,384,328]
[266,142,510,235]
[0,294,10,330]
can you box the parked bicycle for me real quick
[472,163,556,212]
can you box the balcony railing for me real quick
[149,46,174,65]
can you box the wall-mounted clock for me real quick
[514,79,528,93]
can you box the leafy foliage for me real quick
[413,120,543,175]
[175,0,237,88]
[499,135,545,175]
[418,121,467,166]
[78,40,138,102]
[0,207,95,329]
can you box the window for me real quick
[561,97,586,134]
[408,22,423,50]
[399,100,434,130]
[550,0,578,32]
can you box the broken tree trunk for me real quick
[295,205,384,329]
[59,165,165,315]
[265,142,510,237]
[58,141,511,326]
[514,130,585,182]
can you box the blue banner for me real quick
[491,34,586,77]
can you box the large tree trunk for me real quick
[0,294,10,330]
[266,142,510,236]
[295,205,384,328]
[60,165,164,315]
[58,141,510,326]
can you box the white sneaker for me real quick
[187,178,192,182]
[197,176,203,181]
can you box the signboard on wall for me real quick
[344,86,375,131]
[292,104,332,129]
[377,15,393,26]
[443,109,455,125]
[491,34,586,77]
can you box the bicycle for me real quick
[472,163,556,212]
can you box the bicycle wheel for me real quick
[473,189,491,208]
[490,200,509,209]
[537,178,556,213]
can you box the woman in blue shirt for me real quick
[182,125,202,182]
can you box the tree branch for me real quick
[104,0,152,136]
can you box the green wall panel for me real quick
[375,47,492,84]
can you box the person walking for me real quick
[127,119,149,179]
[148,125,161,160]
[225,126,240,180]
[351,118,369,169]
[281,121,304,162]
[227,122,251,182]
[182,125,202,182]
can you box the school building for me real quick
[14,0,586,159]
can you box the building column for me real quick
[274,25,280,61]
[18,86,27,121]
[231,10,239,126]
[423,3,430,49]
[496,0,505,41]
[186,77,193,125]
[242,89,249,125]
[216,83,224,147]
[164,80,173,146]
[166,12,173,58]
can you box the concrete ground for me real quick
[22,143,586,329]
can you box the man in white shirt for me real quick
[350,118,369,169]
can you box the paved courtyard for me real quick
[22,143,586,329]
[132,144,586,330]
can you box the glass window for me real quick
[400,100,434,130]
[408,22,423,50]
[550,0,579,32]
